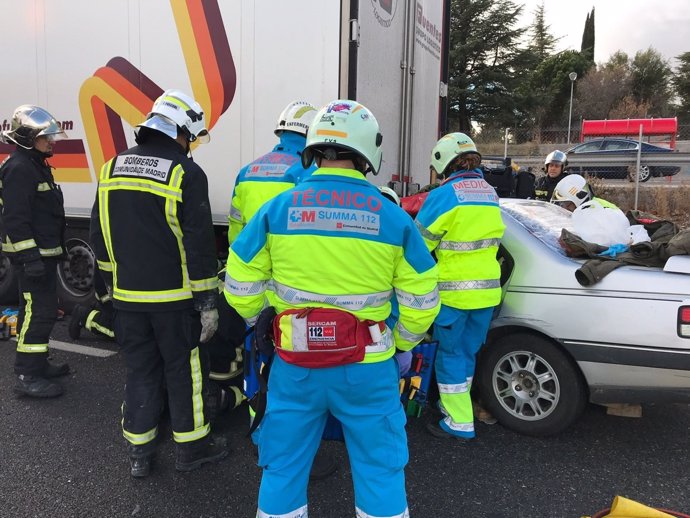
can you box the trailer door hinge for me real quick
[350,19,360,46]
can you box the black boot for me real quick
[175,435,229,472]
[128,443,155,478]
[43,360,70,378]
[14,375,63,398]
[68,305,91,340]
[309,446,338,480]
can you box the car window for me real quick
[572,141,603,152]
[500,200,575,256]
[603,141,637,151]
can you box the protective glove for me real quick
[199,309,219,343]
[23,259,46,279]
[252,306,277,356]
[394,350,413,378]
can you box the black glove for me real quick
[23,259,46,279]
[252,306,277,357]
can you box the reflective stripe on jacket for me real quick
[0,147,65,263]
[228,132,316,244]
[90,132,217,312]
[415,169,505,310]
[224,167,440,361]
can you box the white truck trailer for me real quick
[0,0,448,307]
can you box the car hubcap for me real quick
[492,350,560,421]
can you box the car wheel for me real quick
[627,165,651,182]
[57,228,96,313]
[477,333,587,437]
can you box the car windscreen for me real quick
[500,200,574,256]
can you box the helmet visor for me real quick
[192,128,210,144]
[36,116,67,140]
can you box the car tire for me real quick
[477,333,587,437]
[627,165,651,183]
[0,252,18,305]
[57,227,96,313]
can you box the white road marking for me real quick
[10,337,117,358]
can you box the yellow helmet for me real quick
[430,132,480,176]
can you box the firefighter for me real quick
[227,100,318,245]
[68,271,114,340]
[90,89,227,477]
[551,174,618,212]
[0,105,70,398]
[534,149,569,201]
[224,99,439,518]
[416,132,506,440]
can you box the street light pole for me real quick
[567,71,578,145]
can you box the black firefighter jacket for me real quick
[0,146,65,264]
[90,132,217,312]
[534,171,569,201]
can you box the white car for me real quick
[477,199,690,436]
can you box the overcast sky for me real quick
[518,0,690,67]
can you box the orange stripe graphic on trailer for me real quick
[78,0,236,180]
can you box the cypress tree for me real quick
[580,8,595,63]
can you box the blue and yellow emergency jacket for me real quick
[228,132,316,244]
[415,168,505,310]
[224,167,440,362]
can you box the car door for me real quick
[568,140,604,177]
[597,139,637,179]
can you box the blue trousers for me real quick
[256,356,409,517]
[433,305,493,438]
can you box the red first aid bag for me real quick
[273,307,384,368]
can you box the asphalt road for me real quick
[1,321,689,518]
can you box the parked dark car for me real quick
[566,138,680,182]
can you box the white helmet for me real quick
[275,101,317,136]
[137,89,209,143]
[430,132,481,176]
[2,105,67,149]
[301,100,383,175]
[379,185,401,206]
[551,174,592,208]
[544,150,568,167]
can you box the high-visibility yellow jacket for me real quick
[0,147,65,263]
[228,132,315,244]
[224,167,440,362]
[90,131,218,312]
[415,169,505,310]
[593,197,618,209]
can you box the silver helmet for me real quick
[2,105,67,149]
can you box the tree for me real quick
[525,50,591,140]
[672,52,690,124]
[574,53,632,120]
[580,8,595,63]
[528,2,559,62]
[446,0,526,133]
[574,64,632,120]
[630,48,673,116]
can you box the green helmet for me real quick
[430,132,480,176]
[301,100,383,175]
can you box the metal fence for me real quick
[475,124,690,148]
